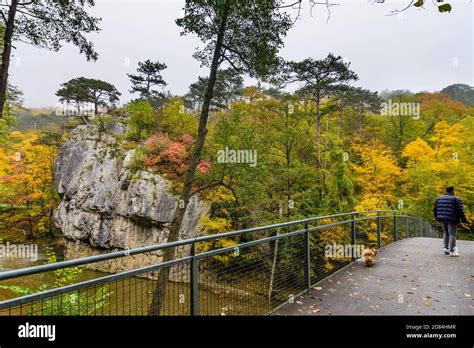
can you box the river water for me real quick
[0,237,254,315]
[0,237,190,315]
[0,238,108,303]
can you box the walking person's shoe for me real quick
[443,247,450,255]
[450,247,460,257]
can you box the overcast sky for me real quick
[9,0,473,108]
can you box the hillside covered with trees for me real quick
[1,78,473,242]
[0,0,471,245]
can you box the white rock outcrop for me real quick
[54,124,209,273]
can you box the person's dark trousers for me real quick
[441,221,457,251]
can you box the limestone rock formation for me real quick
[54,124,209,274]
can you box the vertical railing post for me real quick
[376,212,382,249]
[190,242,199,316]
[405,215,409,238]
[393,213,398,242]
[413,217,416,237]
[351,214,356,262]
[304,222,311,290]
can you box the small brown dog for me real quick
[363,247,378,267]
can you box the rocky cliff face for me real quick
[54,124,210,273]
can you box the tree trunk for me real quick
[358,104,364,134]
[268,236,279,301]
[76,98,81,115]
[148,5,229,316]
[268,201,284,301]
[146,79,151,102]
[93,91,99,116]
[27,217,35,239]
[315,94,321,168]
[0,0,19,118]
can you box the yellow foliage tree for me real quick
[402,121,474,222]
[0,130,58,238]
[351,139,402,212]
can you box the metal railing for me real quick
[0,210,438,316]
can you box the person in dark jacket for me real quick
[434,186,467,257]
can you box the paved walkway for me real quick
[275,237,474,315]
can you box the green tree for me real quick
[283,54,358,167]
[441,83,474,106]
[56,77,121,120]
[382,92,421,156]
[124,100,155,141]
[332,86,381,133]
[148,0,293,316]
[6,84,23,109]
[128,59,167,105]
[0,0,101,118]
[184,68,243,111]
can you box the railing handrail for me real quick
[0,210,428,282]
[0,210,438,313]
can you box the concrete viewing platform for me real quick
[275,237,474,315]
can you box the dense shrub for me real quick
[124,100,155,141]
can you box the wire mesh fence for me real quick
[380,216,395,248]
[0,211,438,316]
[196,231,307,315]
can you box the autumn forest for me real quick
[0,1,472,253]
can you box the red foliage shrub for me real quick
[177,163,188,175]
[144,133,172,154]
[160,142,188,165]
[181,134,194,144]
[142,134,195,176]
[144,155,161,167]
[197,159,212,174]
